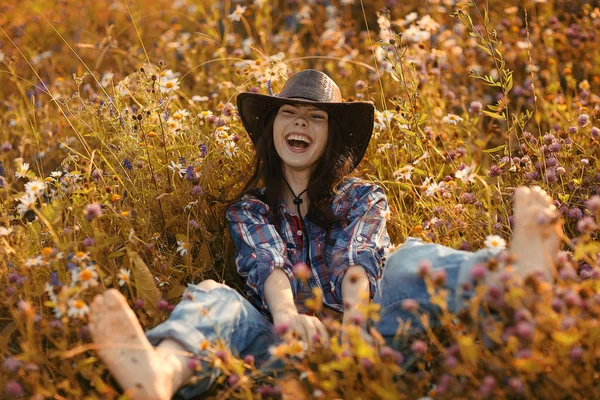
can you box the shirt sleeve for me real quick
[226,196,297,313]
[330,182,390,304]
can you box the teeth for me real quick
[287,134,311,144]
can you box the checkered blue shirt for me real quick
[226,178,391,318]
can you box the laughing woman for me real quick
[88,70,561,399]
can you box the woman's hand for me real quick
[273,310,329,344]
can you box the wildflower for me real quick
[484,235,506,250]
[24,179,46,195]
[72,252,90,264]
[417,15,440,32]
[424,181,443,197]
[401,298,419,312]
[4,381,23,397]
[470,264,487,281]
[228,5,247,22]
[84,203,102,222]
[117,268,131,287]
[508,377,524,393]
[168,161,186,177]
[159,78,180,93]
[442,113,463,125]
[177,240,188,256]
[578,114,590,127]
[67,299,90,319]
[393,165,413,180]
[410,340,427,355]
[71,265,99,289]
[157,299,169,311]
[479,376,496,397]
[82,237,96,247]
[567,207,583,220]
[172,109,189,120]
[569,346,583,362]
[469,101,483,114]
[224,141,238,158]
[455,165,476,183]
[0,226,13,237]
[198,110,213,119]
[185,166,196,181]
[191,95,209,102]
[592,127,600,138]
[24,256,43,268]
[191,185,204,196]
[123,159,133,170]
[293,262,311,282]
[99,72,114,88]
[15,162,29,179]
[3,357,22,373]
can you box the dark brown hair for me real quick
[226,106,354,230]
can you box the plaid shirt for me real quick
[226,178,391,319]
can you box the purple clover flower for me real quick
[123,159,133,170]
[185,166,196,181]
[469,101,482,114]
[191,185,204,196]
[4,381,23,398]
[567,207,583,220]
[578,114,590,127]
[84,203,102,222]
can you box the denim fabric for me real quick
[145,238,498,398]
[373,237,499,348]
[145,282,281,399]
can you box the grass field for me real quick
[2,0,600,398]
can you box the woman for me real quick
[88,70,561,400]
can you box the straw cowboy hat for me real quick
[236,69,375,170]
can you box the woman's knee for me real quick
[196,279,225,291]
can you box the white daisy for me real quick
[24,256,43,268]
[393,165,414,181]
[71,251,90,263]
[484,235,507,250]
[198,110,213,119]
[16,193,37,216]
[25,179,46,195]
[117,268,131,287]
[15,162,30,179]
[224,141,238,158]
[228,5,247,21]
[71,265,99,289]
[172,109,189,120]
[50,171,63,179]
[168,161,186,177]
[455,166,476,183]
[67,299,90,319]
[159,78,180,93]
[442,113,464,125]
[45,282,58,302]
[177,240,188,256]
[0,226,13,237]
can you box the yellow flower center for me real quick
[74,300,86,309]
[80,269,93,281]
[75,251,86,259]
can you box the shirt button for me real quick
[356,236,363,242]
[297,230,303,237]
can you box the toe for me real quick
[514,187,532,209]
[104,289,126,310]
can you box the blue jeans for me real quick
[145,238,498,399]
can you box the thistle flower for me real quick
[468,101,482,114]
[578,114,590,127]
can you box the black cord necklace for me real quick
[282,176,311,268]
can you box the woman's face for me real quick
[272,103,329,173]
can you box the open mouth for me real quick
[286,134,311,150]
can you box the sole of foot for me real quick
[89,289,174,400]
[510,186,562,281]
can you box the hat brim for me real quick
[236,92,374,171]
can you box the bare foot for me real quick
[89,289,181,400]
[509,186,562,281]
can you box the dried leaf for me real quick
[127,249,161,317]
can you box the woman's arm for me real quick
[265,268,329,342]
[341,265,369,325]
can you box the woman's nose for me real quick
[294,117,308,127]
